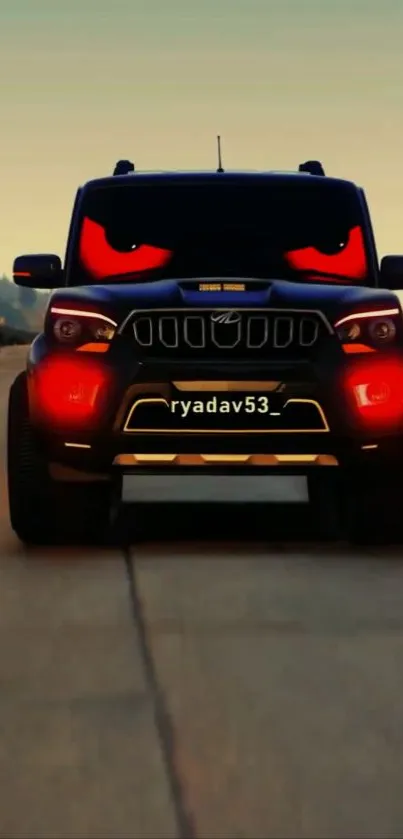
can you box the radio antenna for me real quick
[216,135,224,172]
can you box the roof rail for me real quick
[298,160,325,176]
[113,159,135,176]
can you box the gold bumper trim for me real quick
[113,453,338,467]
[172,381,282,391]
[122,397,329,433]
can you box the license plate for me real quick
[130,393,285,431]
[122,474,309,503]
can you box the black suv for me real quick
[8,159,403,545]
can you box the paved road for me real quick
[2,347,403,838]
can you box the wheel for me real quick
[7,372,121,546]
[342,466,401,546]
[307,471,343,540]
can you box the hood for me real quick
[48,277,400,327]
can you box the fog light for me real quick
[345,358,403,425]
[366,381,391,404]
[33,357,108,424]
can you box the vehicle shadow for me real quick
[122,502,336,543]
[12,502,403,560]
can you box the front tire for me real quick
[343,467,401,546]
[7,372,121,546]
[307,471,343,540]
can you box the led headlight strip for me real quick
[50,307,117,326]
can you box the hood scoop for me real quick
[178,278,273,292]
[178,279,275,308]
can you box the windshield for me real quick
[70,178,370,285]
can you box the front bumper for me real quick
[27,340,403,479]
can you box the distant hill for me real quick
[0,274,49,345]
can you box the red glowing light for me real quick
[345,358,403,424]
[31,357,107,424]
[284,225,367,281]
[79,217,173,279]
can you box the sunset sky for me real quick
[1,0,403,275]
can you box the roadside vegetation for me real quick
[0,275,49,345]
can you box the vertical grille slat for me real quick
[121,308,332,359]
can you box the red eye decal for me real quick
[79,217,173,280]
[284,225,367,281]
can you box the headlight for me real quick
[367,317,397,345]
[336,321,362,342]
[54,317,83,343]
[335,308,400,349]
[92,323,116,341]
[48,307,117,346]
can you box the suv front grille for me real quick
[120,308,333,360]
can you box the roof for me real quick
[81,169,359,192]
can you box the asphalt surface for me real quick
[2,346,403,838]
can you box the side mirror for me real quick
[13,254,63,289]
[379,255,403,290]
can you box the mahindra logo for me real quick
[211,310,241,324]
